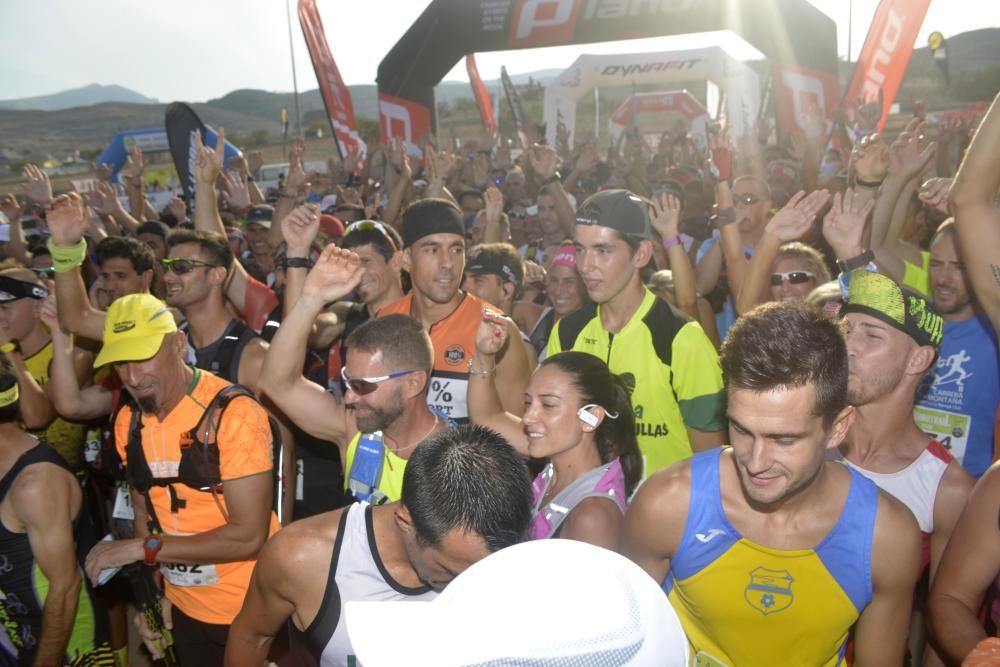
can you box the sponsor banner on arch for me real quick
[378,92,431,161]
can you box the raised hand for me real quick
[766,190,831,242]
[0,194,24,225]
[343,145,362,176]
[523,260,546,285]
[483,186,503,226]
[22,164,53,205]
[220,170,251,210]
[575,141,598,174]
[88,181,124,216]
[46,193,89,246]
[281,204,321,254]
[301,244,365,306]
[228,155,250,180]
[822,188,875,258]
[166,196,187,222]
[284,145,316,196]
[707,125,733,182]
[919,177,952,216]
[92,163,113,183]
[39,292,64,336]
[888,119,936,181]
[850,134,890,184]
[470,152,490,188]
[124,145,148,182]
[474,308,511,358]
[194,128,226,187]
[528,144,559,181]
[246,150,265,177]
[855,91,884,134]
[650,192,683,240]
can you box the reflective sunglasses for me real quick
[341,367,416,396]
[733,193,764,206]
[343,220,398,252]
[770,270,816,286]
[160,258,218,275]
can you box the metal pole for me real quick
[285,0,302,137]
[847,0,853,62]
[594,87,599,140]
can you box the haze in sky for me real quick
[1,0,996,102]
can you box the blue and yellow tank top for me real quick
[665,449,878,667]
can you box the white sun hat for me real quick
[346,539,689,666]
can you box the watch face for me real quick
[146,537,162,549]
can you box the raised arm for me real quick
[0,193,30,267]
[528,144,576,239]
[735,190,832,315]
[41,297,111,421]
[467,312,529,455]
[949,91,1000,332]
[823,189,876,271]
[260,245,363,448]
[649,193,698,319]
[46,194,107,342]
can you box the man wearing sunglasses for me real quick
[261,246,449,505]
[379,198,532,421]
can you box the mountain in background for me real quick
[0,29,996,159]
[0,83,158,111]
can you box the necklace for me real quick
[384,413,439,470]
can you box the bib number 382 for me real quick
[160,562,219,587]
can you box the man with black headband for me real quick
[837,270,973,664]
[0,268,93,470]
[380,198,532,421]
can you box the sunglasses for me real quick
[733,193,764,206]
[341,367,416,396]
[32,267,55,280]
[507,211,527,221]
[343,220,398,252]
[160,258,218,275]
[770,271,816,286]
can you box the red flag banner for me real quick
[298,0,366,166]
[844,0,932,132]
[466,54,497,132]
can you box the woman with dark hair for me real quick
[468,313,642,550]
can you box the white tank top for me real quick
[291,502,437,666]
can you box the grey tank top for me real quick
[290,502,437,666]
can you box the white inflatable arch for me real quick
[543,46,760,147]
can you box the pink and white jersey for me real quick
[530,458,627,540]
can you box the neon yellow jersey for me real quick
[547,289,725,475]
[902,250,931,298]
[666,450,878,667]
[343,431,408,503]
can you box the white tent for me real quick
[543,46,760,148]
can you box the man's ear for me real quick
[825,405,856,451]
[631,239,653,269]
[500,280,515,304]
[389,250,403,272]
[394,504,414,536]
[141,269,154,292]
[907,344,937,376]
[401,248,412,273]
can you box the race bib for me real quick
[84,428,101,464]
[296,458,304,501]
[160,562,219,587]
[426,376,468,421]
[914,405,971,463]
[112,484,134,521]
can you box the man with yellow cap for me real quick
[82,293,279,667]
[837,270,974,664]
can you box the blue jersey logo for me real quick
[745,567,794,616]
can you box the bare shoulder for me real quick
[873,488,921,549]
[257,507,350,587]
[940,459,975,499]
[10,461,79,522]
[629,458,694,521]
[562,496,624,548]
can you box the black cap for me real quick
[245,205,274,229]
[466,245,523,287]
[575,189,651,240]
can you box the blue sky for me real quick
[1,0,996,102]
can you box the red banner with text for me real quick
[298,0,366,166]
[843,0,932,132]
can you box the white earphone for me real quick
[577,404,600,428]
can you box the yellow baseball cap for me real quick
[94,294,177,368]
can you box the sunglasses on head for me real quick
[343,220,398,252]
[733,193,763,206]
[341,367,416,396]
[160,258,217,275]
[770,271,816,286]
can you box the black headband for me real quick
[0,276,47,303]
[401,199,465,248]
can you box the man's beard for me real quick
[846,361,906,406]
[352,400,405,434]
[137,396,159,414]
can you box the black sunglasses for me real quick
[770,271,816,286]
[734,193,764,206]
[507,210,527,221]
[160,258,217,275]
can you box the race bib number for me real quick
[84,428,101,464]
[112,484,134,521]
[426,376,468,421]
[296,458,304,501]
[160,562,219,587]
[914,405,971,463]
[694,651,731,667]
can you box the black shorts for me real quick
[170,605,229,667]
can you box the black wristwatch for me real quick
[282,256,311,270]
[541,172,561,186]
[837,249,875,273]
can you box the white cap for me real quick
[321,194,338,211]
[346,539,689,666]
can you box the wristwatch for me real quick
[282,256,311,270]
[143,535,163,566]
[0,340,20,355]
[837,249,876,274]
[541,172,561,186]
